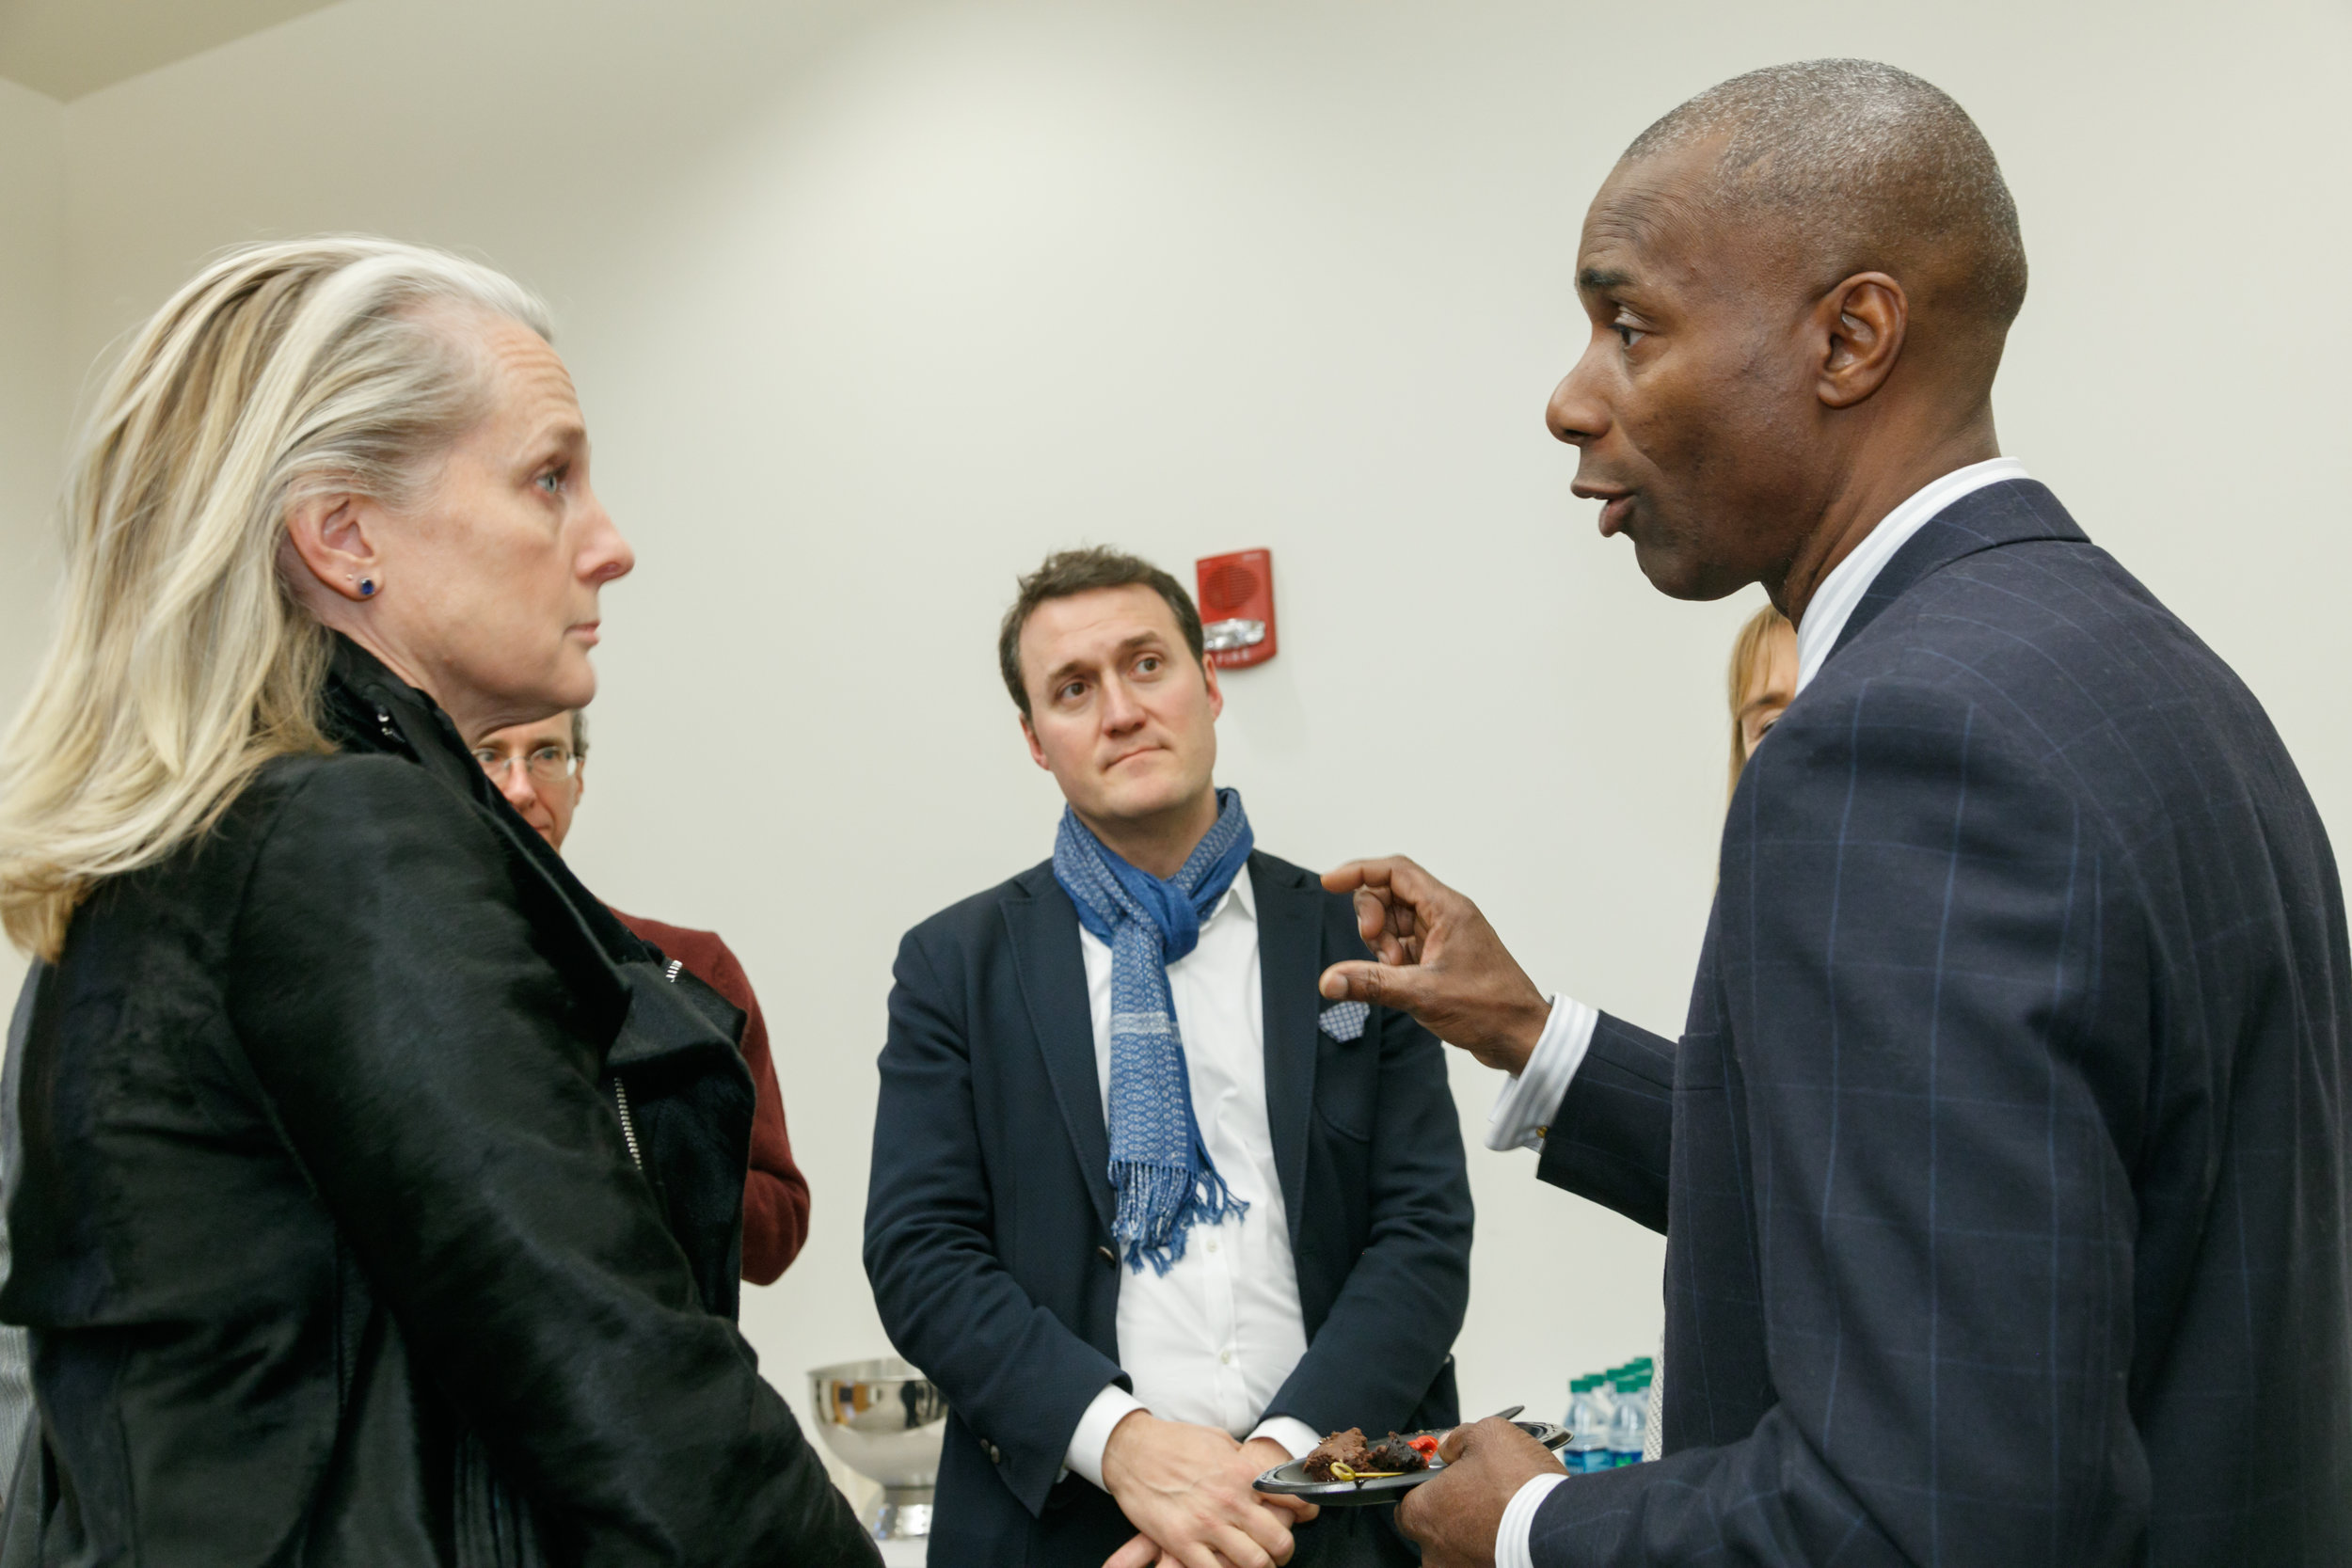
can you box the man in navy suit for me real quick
[1318,60,2352,1567]
[867,547,1472,1567]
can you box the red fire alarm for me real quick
[1196,548,1277,669]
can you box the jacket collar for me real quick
[321,634,482,800]
[996,849,1322,1248]
[1824,478,2087,667]
[320,635,650,970]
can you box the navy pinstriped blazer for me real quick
[1531,481,2352,1565]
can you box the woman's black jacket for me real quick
[0,640,877,1566]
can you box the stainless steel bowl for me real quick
[809,1357,948,1542]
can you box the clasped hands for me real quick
[1100,1413,1316,1568]
[1098,1411,1567,1568]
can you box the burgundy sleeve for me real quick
[718,945,810,1284]
[610,911,811,1284]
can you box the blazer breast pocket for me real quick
[1312,1004,1377,1142]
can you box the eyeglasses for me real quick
[472,745,581,784]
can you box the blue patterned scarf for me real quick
[1053,788,1255,1275]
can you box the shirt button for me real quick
[1219,1350,1233,1366]
[1206,1237,1220,1254]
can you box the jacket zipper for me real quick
[613,1079,643,1168]
[611,959,681,1170]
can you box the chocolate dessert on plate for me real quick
[1300,1427,1429,1482]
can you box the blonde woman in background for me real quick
[1725,601,1797,797]
[0,241,876,1564]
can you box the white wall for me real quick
[8,0,2350,1455]
[0,75,65,1018]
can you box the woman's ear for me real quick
[283,491,386,602]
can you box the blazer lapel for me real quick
[1832,478,2090,661]
[1000,867,1119,1239]
[1250,855,1319,1250]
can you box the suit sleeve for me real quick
[1534,1012,1675,1233]
[864,927,1127,1514]
[1530,677,2146,1567]
[228,759,874,1567]
[1264,1006,1473,1434]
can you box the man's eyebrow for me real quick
[1039,632,1168,692]
[1578,265,1636,293]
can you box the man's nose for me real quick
[1099,679,1145,733]
[1547,347,1611,447]
[497,766,541,815]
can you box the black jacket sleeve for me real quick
[1264,1004,1471,1435]
[228,757,874,1567]
[1530,677,2147,1567]
[864,926,1128,1514]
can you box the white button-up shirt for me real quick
[1486,459,2030,1567]
[1060,873,1324,1487]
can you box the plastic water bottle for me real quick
[1607,1375,1647,1466]
[1565,1376,1613,1474]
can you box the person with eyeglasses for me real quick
[0,239,872,1562]
[472,710,813,1285]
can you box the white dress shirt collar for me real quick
[1793,457,2029,696]
[1216,869,1256,924]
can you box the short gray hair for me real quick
[1625,59,2026,332]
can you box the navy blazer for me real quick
[866,850,1471,1566]
[1530,481,2352,1564]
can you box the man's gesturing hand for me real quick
[1099,1413,1297,1568]
[1318,857,1550,1075]
[1393,1418,1567,1568]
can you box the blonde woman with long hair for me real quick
[0,241,874,1564]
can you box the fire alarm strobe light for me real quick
[1196,548,1277,669]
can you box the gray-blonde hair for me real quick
[0,238,550,959]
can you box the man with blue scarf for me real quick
[867,548,1473,1567]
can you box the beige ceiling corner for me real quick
[0,0,342,101]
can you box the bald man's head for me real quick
[1546,61,2025,611]
[1625,59,2026,365]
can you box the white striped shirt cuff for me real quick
[1485,994,1599,1152]
[1497,1472,1569,1568]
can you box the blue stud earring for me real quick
[358,578,376,598]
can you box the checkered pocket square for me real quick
[1317,1001,1370,1041]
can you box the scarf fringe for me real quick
[1112,1157,1250,1276]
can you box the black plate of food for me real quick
[1252,1421,1570,1506]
